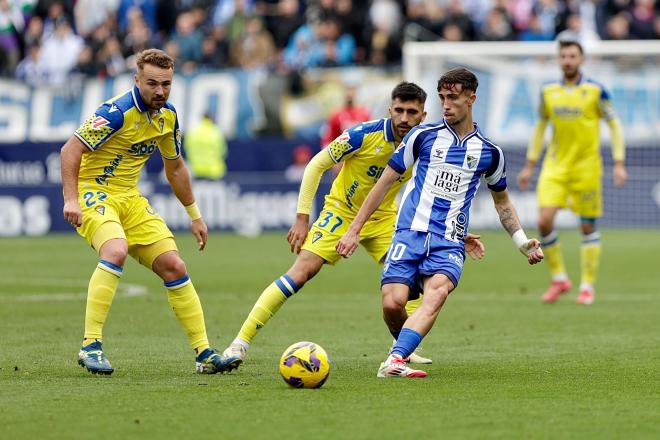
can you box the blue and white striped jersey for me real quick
[388,120,507,243]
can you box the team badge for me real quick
[95,205,105,215]
[312,231,323,243]
[158,118,164,133]
[91,116,110,130]
[467,155,477,169]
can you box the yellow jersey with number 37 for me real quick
[324,118,410,218]
[74,85,181,197]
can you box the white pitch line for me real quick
[2,278,148,302]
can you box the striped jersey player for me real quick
[337,68,544,378]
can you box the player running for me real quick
[223,82,485,367]
[337,68,543,378]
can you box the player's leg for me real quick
[574,181,603,305]
[376,230,429,377]
[225,212,344,363]
[362,219,432,364]
[77,212,126,375]
[537,175,572,302]
[225,250,325,360]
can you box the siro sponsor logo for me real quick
[450,212,467,241]
[553,106,582,117]
[366,165,384,179]
[95,154,124,185]
[345,180,359,209]
[129,141,157,156]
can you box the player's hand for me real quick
[613,163,627,187]
[63,199,83,228]
[191,218,208,250]
[519,238,544,265]
[336,228,360,258]
[517,167,533,191]
[464,233,485,260]
[287,213,309,254]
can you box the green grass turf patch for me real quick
[0,230,658,439]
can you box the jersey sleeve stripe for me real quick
[73,132,95,151]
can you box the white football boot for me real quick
[222,343,247,369]
[377,354,427,378]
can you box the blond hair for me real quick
[135,49,174,71]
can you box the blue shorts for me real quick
[382,230,465,291]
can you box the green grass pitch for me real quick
[1,230,658,439]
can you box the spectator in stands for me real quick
[22,15,43,48]
[184,112,228,181]
[604,11,632,39]
[117,0,157,35]
[74,0,118,38]
[267,0,304,51]
[99,37,127,77]
[73,44,98,77]
[479,6,516,41]
[366,0,402,65]
[199,33,228,69]
[520,13,555,41]
[629,0,656,38]
[171,10,203,72]
[445,0,476,41]
[284,144,313,182]
[231,15,275,69]
[39,16,83,85]
[15,42,45,86]
[0,0,24,75]
[321,84,370,149]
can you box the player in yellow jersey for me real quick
[517,40,627,305]
[60,49,240,375]
[222,82,485,366]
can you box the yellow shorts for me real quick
[301,206,395,265]
[76,190,175,255]
[537,172,602,218]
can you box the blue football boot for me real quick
[195,348,241,374]
[78,341,114,375]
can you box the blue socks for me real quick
[391,328,423,359]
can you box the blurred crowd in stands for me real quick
[1,0,659,86]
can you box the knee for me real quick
[287,257,322,287]
[382,287,406,316]
[100,241,128,266]
[538,219,554,236]
[580,221,596,235]
[156,254,187,280]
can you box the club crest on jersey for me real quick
[95,205,105,215]
[467,155,477,169]
[158,118,164,133]
[312,231,323,243]
[91,116,110,130]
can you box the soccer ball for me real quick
[279,341,330,389]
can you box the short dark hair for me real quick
[136,48,174,71]
[391,81,427,104]
[559,39,584,55]
[437,67,478,93]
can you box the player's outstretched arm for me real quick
[61,135,88,228]
[337,166,401,258]
[490,189,543,265]
[164,156,208,250]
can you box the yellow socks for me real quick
[236,275,299,345]
[541,231,568,281]
[580,231,601,289]
[165,274,209,353]
[83,260,122,341]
